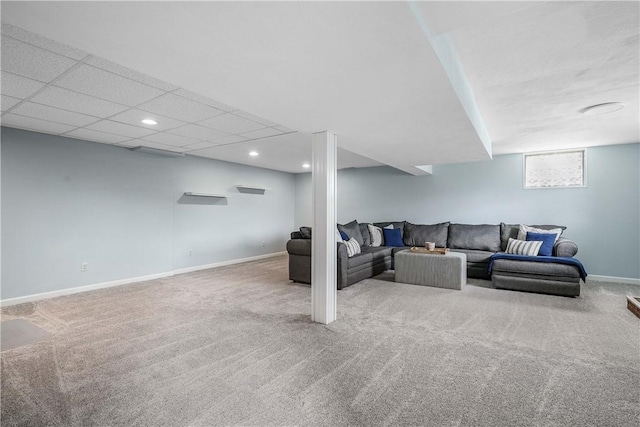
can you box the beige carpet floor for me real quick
[1,255,639,426]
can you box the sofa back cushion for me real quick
[338,220,365,246]
[449,224,501,252]
[403,222,450,247]
[358,223,371,246]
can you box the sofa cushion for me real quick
[527,231,556,256]
[347,251,373,268]
[362,246,393,261]
[338,220,365,246]
[358,223,371,246]
[403,221,450,247]
[383,228,405,247]
[500,223,520,251]
[492,258,581,279]
[449,249,494,263]
[448,224,500,252]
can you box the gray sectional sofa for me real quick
[286,221,584,297]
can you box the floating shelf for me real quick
[183,192,227,198]
[236,185,270,191]
[236,185,269,195]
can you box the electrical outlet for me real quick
[261,241,265,247]
[81,262,88,272]
[188,249,193,256]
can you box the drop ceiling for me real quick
[1,1,638,175]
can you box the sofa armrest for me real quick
[553,237,578,257]
[337,242,348,290]
[286,239,312,256]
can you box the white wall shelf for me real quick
[183,192,227,198]
[236,185,269,194]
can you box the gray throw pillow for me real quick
[337,220,365,246]
[358,223,371,247]
[299,226,312,239]
[448,224,501,252]
[403,222,450,247]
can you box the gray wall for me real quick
[1,127,295,299]
[295,143,640,279]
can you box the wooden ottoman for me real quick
[395,250,467,290]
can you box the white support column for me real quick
[311,131,337,324]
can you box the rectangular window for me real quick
[524,149,587,189]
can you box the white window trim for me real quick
[522,148,588,190]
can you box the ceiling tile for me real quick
[65,128,131,144]
[139,132,199,147]
[1,113,76,134]
[208,134,248,145]
[232,110,280,127]
[167,123,229,141]
[173,88,235,112]
[31,86,129,117]
[137,93,226,122]
[1,23,87,60]
[1,72,46,98]
[109,108,186,131]
[182,141,220,151]
[198,113,266,134]
[11,102,100,127]
[274,125,295,133]
[1,95,21,112]
[85,120,157,138]
[85,56,179,91]
[54,64,165,106]
[1,37,78,82]
[241,127,285,140]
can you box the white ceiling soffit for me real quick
[1,1,493,176]
[0,22,381,173]
[417,1,640,153]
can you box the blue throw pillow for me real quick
[526,231,557,256]
[339,231,350,241]
[383,228,404,247]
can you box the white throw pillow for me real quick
[368,224,383,247]
[506,238,543,256]
[344,237,361,257]
[336,228,343,243]
[517,224,563,243]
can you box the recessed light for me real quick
[302,163,310,168]
[142,119,158,125]
[249,151,259,157]
[580,102,624,115]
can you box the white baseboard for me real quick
[0,251,287,307]
[586,275,640,286]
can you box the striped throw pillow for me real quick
[344,237,361,257]
[506,238,543,256]
[368,224,383,247]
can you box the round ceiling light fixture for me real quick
[302,163,310,169]
[141,118,158,125]
[580,102,624,115]
[249,151,259,157]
